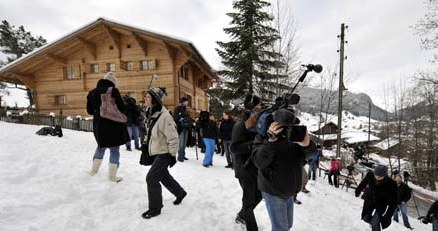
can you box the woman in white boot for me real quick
[86,72,129,182]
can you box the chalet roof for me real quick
[372,138,399,150]
[0,18,218,86]
[312,131,380,144]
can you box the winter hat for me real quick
[273,109,298,127]
[180,97,189,104]
[374,165,388,177]
[147,87,167,106]
[244,94,261,110]
[103,72,118,86]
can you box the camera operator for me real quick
[230,94,263,231]
[252,109,316,231]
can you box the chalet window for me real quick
[91,64,99,73]
[107,63,116,72]
[126,62,134,71]
[64,67,78,80]
[186,95,192,107]
[178,66,189,80]
[140,60,157,71]
[55,95,67,105]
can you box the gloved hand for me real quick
[245,115,257,129]
[355,190,360,198]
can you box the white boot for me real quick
[89,159,103,176]
[108,163,123,182]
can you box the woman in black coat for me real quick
[86,72,129,182]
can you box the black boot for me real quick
[173,191,187,205]
[141,208,161,219]
[235,213,246,225]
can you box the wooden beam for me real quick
[9,72,36,89]
[132,32,148,56]
[179,45,193,59]
[102,25,121,58]
[46,53,67,66]
[77,37,96,60]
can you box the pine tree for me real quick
[0,20,47,106]
[215,0,287,103]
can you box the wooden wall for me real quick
[32,32,211,116]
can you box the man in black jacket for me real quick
[252,109,316,231]
[174,97,191,162]
[392,175,413,229]
[355,165,397,231]
[124,95,142,151]
[426,200,438,231]
[230,94,262,231]
[219,111,236,168]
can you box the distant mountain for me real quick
[294,87,390,121]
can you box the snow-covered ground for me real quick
[0,122,429,231]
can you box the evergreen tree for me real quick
[0,20,47,106]
[215,0,287,103]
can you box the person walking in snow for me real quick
[87,72,128,182]
[355,165,397,231]
[174,97,191,162]
[199,112,218,167]
[308,146,321,181]
[219,111,236,168]
[392,175,413,229]
[124,94,142,151]
[403,171,411,186]
[141,87,187,219]
[230,94,263,231]
[252,109,316,231]
[328,157,341,188]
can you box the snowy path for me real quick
[0,122,429,231]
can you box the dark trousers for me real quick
[328,171,339,187]
[223,140,233,166]
[238,176,262,231]
[146,155,186,209]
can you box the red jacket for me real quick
[330,160,342,172]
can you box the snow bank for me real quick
[0,122,428,231]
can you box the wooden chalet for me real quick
[0,18,218,116]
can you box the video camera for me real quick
[253,64,323,142]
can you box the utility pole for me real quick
[336,23,347,158]
[367,102,371,158]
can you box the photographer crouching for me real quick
[252,109,316,231]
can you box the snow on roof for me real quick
[372,138,399,150]
[343,131,380,144]
[312,131,380,144]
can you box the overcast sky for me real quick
[0,0,434,108]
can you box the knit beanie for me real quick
[374,165,388,177]
[147,87,167,106]
[103,72,117,86]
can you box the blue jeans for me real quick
[433,217,438,231]
[93,146,120,165]
[262,192,294,231]
[393,204,411,227]
[369,212,381,231]
[202,138,215,166]
[126,125,140,149]
[178,129,189,161]
[308,162,317,180]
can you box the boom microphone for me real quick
[303,64,323,73]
